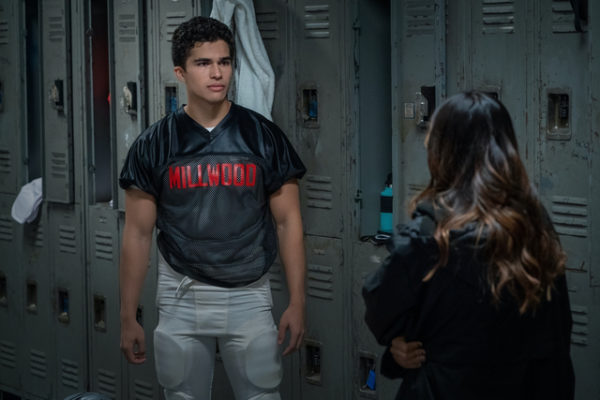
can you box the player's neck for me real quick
[184,99,231,129]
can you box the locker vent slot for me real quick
[94,231,114,261]
[98,368,117,397]
[0,19,7,45]
[30,349,47,378]
[0,340,17,369]
[50,152,68,179]
[570,304,588,346]
[165,12,186,41]
[552,0,580,33]
[482,0,515,34]
[304,4,330,38]
[0,216,13,241]
[48,14,65,43]
[268,262,283,291]
[134,379,155,399]
[307,263,333,300]
[118,13,137,43]
[550,196,588,237]
[0,149,12,173]
[305,175,333,209]
[59,224,77,253]
[256,11,278,40]
[405,0,435,36]
[61,358,79,389]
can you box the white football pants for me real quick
[154,254,282,400]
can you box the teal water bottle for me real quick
[379,174,393,233]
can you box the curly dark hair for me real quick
[171,16,235,69]
[412,91,567,314]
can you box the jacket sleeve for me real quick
[362,212,436,346]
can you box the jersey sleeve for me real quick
[260,120,306,194]
[118,133,159,198]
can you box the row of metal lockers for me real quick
[1,0,599,399]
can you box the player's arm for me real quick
[269,179,306,355]
[119,188,157,364]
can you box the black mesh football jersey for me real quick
[119,103,306,287]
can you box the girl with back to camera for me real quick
[362,91,574,399]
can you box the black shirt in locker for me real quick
[119,103,306,287]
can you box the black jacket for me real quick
[362,203,574,400]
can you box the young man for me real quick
[118,16,306,399]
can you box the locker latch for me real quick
[304,339,322,385]
[27,281,38,313]
[0,273,7,307]
[0,80,4,112]
[121,81,137,116]
[415,86,435,130]
[57,288,70,323]
[94,295,106,331]
[49,79,64,112]
[547,91,571,140]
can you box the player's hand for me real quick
[390,336,425,368]
[120,318,147,364]
[277,303,305,356]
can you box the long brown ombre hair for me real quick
[411,91,566,314]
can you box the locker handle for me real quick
[94,295,107,331]
[57,288,70,323]
[136,305,144,327]
[304,340,322,385]
[300,87,319,129]
[0,274,7,307]
[26,281,38,313]
[122,81,137,116]
[0,80,4,112]
[49,79,65,111]
[165,85,178,115]
[416,86,435,130]
[359,351,377,394]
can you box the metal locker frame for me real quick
[48,203,87,399]
[111,0,147,212]
[349,2,396,398]
[0,0,25,195]
[254,0,302,397]
[351,241,400,399]
[88,205,122,399]
[21,203,55,399]
[41,0,74,204]
[353,0,393,238]
[0,194,24,394]
[535,2,599,398]
[299,235,346,399]
[146,0,202,126]
[390,0,438,223]
[117,212,161,400]
[292,0,348,239]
